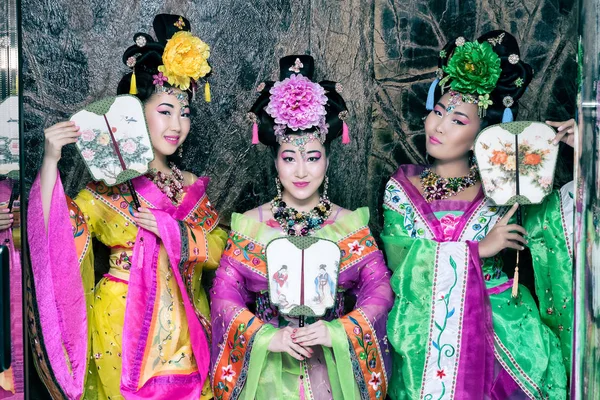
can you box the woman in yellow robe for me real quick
[27,14,225,400]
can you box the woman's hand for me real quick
[546,119,575,148]
[0,203,13,231]
[478,203,528,259]
[133,207,160,238]
[267,326,313,361]
[292,320,332,348]
[43,121,81,164]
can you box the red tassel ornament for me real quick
[342,121,350,144]
[252,122,259,144]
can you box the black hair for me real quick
[116,14,211,103]
[249,55,348,148]
[434,30,534,128]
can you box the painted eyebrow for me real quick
[306,150,322,155]
[453,111,470,119]
[158,103,175,108]
[282,150,296,155]
[435,102,446,108]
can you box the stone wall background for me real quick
[22,0,578,236]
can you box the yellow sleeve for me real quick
[74,188,138,247]
[204,226,228,269]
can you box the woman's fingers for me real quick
[289,342,312,359]
[504,241,525,251]
[499,203,519,225]
[285,347,305,361]
[45,121,77,132]
[45,125,80,138]
[294,332,318,344]
[545,119,574,130]
[0,212,15,221]
[292,326,315,340]
[297,338,322,347]
[505,233,527,245]
[552,131,568,145]
[504,224,527,236]
[0,222,12,230]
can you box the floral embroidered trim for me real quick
[67,198,91,265]
[212,310,263,400]
[420,245,468,399]
[338,227,378,272]
[183,194,219,231]
[85,182,139,225]
[456,199,502,242]
[223,233,267,277]
[211,308,244,386]
[348,343,372,400]
[341,309,388,399]
[383,178,434,238]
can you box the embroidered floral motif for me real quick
[225,234,266,274]
[214,316,257,400]
[340,231,376,265]
[471,206,501,241]
[342,311,386,398]
[221,364,235,382]
[69,203,86,238]
[384,182,426,238]
[369,372,382,391]
[424,256,459,399]
[255,292,278,322]
[439,214,461,241]
[349,315,378,373]
[348,240,365,255]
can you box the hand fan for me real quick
[475,121,559,296]
[71,95,155,208]
[0,96,19,180]
[266,236,341,327]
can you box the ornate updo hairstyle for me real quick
[248,55,349,154]
[116,14,212,103]
[429,30,534,129]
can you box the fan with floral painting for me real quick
[475,121,559,206]
[474,121,559,297]
[71,95,155,207]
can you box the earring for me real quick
[470,152,477,166]
[178,145,183,158]
[275,177,283,198]
[322,176,329,199]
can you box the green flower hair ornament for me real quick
[439,41,502,95]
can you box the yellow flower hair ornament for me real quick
[157,31,212,100]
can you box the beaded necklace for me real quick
[271,195,332,236]
[420,164,479,203]
[271,178,332,236]
[146,163,185,205]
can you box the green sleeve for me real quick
[523,186,574,373]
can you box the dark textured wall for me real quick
[22,0,578,235]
